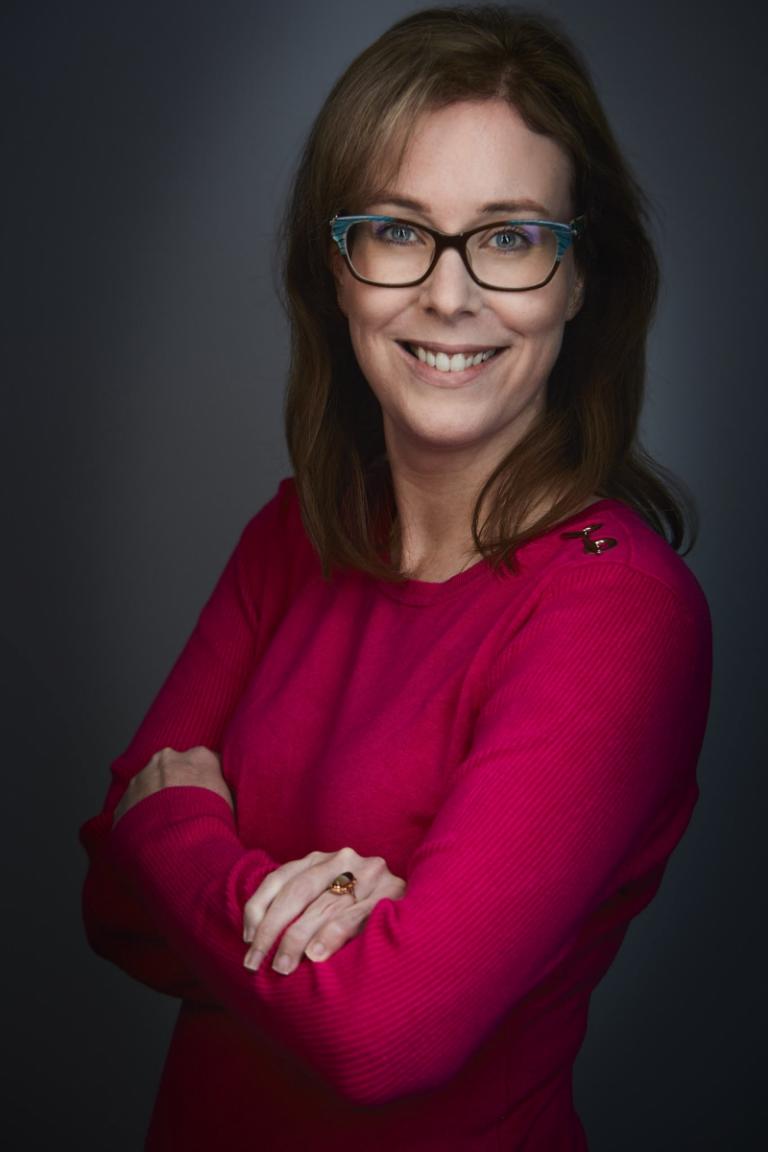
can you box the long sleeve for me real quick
[107,561,712,1106]
[80,488,291,1000]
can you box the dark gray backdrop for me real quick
[3,1,766,1147]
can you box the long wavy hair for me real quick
[282,4,696,580]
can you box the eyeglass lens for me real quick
[344,219,559,289]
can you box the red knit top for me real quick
[80,478,712,1150]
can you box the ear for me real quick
[330,246,348,317]
[565,270,585,322]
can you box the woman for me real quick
[80,6,712,1149]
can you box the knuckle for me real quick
[188,745,216,766]
[251,920,275,950]
[322,918,350,943]
[292,875,319,903]
[243,895,262,919]
[279,925,305,949]
[247,893,282,939]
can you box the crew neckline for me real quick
[373,498,622,605]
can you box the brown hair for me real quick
[282,4,697,579]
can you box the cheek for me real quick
[343,287,409,348]
[497,299,566,340]
[500,272,575,337]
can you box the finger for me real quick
[243,856,323,943]
[268,892,367,974]
[303,873,406,964]
[268,899,347,973]
[278,873,403,973]
[244,869,348,969]
[304,901,370,962]
[261,852,394,961]
[244,888,342,973]
[244,852,359,970]
[251,871,405,974]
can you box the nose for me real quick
[417,246,482,318]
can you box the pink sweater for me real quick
[80,478,712,1150]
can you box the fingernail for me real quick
[306,942,328,962]
[272,954,294,975]
[243,948,264,972]
[243,925,254,944]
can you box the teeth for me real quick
[409,345,497,373]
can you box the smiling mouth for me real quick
[401,342,501,374]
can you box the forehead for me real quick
[371,99,574,221]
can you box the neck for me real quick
[382,406,541,580]
[386,436,501,580]
[384,437,598,582]
[391,473,480,581]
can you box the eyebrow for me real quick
[367,194,553,218]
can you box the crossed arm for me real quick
[81,516,710,1106]
[81,504,406,1003]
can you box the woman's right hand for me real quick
[242,848,406,975]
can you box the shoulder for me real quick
[236,476,306,552]
[522,498,709,623]
[506,500,712,682]
[501,502,713,723]
[233,476,319,597]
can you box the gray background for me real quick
[3,0,765,1147]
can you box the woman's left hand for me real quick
[242,848,406,975]
[112,746,233,827]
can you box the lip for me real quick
[395,340,506,387]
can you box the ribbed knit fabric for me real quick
[80,478,712,1150]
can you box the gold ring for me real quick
[328,871,356,896]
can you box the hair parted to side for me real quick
[282,3,696,581]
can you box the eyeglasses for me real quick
[330,214,586,291]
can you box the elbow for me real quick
[300,937,474,1106]
[333,1058,458,1109]
[330,1072,424,1110]
[321,1016,464,1108]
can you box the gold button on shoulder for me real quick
[561,522,618,554]
[584,536,618,554]
[561,523,605,539]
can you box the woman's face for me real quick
[332,99,584,476]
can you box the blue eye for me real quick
[372,222,421,245]
[488,227,534,252]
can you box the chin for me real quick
[396,418,515,458]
